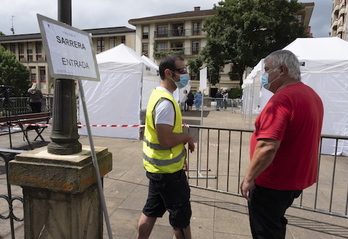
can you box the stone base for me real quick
[9,145,112,239]
[23,184,102,239]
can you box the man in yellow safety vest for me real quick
[137,54,195,239]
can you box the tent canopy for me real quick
[79,44,159,139]
[242,37,348,155]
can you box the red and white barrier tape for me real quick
[78,124,144,128]
[1,123,191,128]
[0,123,145,128]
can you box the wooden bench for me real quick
[0,112,51,149]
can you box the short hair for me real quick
[159,54,184,80]
[266,50,301,80]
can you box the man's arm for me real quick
[156,124,195,153]
[240,138,280,200]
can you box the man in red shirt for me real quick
[241,50,324,239]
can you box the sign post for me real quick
[38,13,112,238]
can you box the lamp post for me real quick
[47,0,82,155]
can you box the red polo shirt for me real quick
[250,82,324,190]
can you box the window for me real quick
[193,22,200,35]
[157,26,168,37]
[109,37,116,48]
[27,43,33,54]
[9,43,15,54]
[30,67,36,82]
[36,55,43,61]
[296,15,303,23]
[173,24,184,36]
[192,41,200,54]
[97,38,105,52]
[36,42,42,54]
[143,26,149,39]
[171,42,183,52]
[18,43,24,54]
[26,42,33,62]
[142,43,149,56]
[157,42,168,52]
[121,36,126,44]
[40,67,46,82]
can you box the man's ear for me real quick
[164,69,172,78]
[279,65,287,75]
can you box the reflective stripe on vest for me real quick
[143,135,172,150]
[142,148,186,166]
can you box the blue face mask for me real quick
[174,73,189,89]
[261,73,271,89]
[261,68,280,90]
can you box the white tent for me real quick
[242,37,348,155]
[79,44,159,139]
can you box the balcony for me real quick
[337,26,344,33]
[154,29,204,39]
[153,46,203,58]
[339,7,346,16]
[332,19,338,29]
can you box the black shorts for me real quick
[142,169,192,228]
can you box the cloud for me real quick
[0,0,333,38]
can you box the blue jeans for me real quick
[216,99,222,109]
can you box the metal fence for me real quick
[185,125,348,219]
[0,121,347,238]
[0,150,25,239]
[0,95,53,117]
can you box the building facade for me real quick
[331,0,347,39]
[129,4,314,92]
[0,27,135,94]
[0,4,314,94]
[129,7,232,92]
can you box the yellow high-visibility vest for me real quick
[142,89,186,173]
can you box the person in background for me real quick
[137,54,195,239]
[182,90,188,111]
[186,90,194,111]
[194,90,202,110]
[240,50,324,239]
[222,90,229,110]
[28,83,43,113]
[215,89,223,111]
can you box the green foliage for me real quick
[154,50,184,58]
[202,0,308,86]
[0,45,30,96]
[228,87,243,99]
[187,56,203,81]
[0,32,5,36]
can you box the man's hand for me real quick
[240,179,255,201]
[187,137,195,153]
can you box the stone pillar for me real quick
[9,146,112,239]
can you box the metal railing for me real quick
[185,125,348,219]
[0,150,26,239]
[154,29,205,38]
[0,95,53,117]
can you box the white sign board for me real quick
[37,14,99,81]
[199,67,207,91]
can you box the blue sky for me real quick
[0,0,332,38]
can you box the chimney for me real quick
[194,6,201,11]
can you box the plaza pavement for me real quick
[1,107,347,238]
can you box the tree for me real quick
[187,55,203,81]
[201,0,308,86]
[0,45,30,96]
